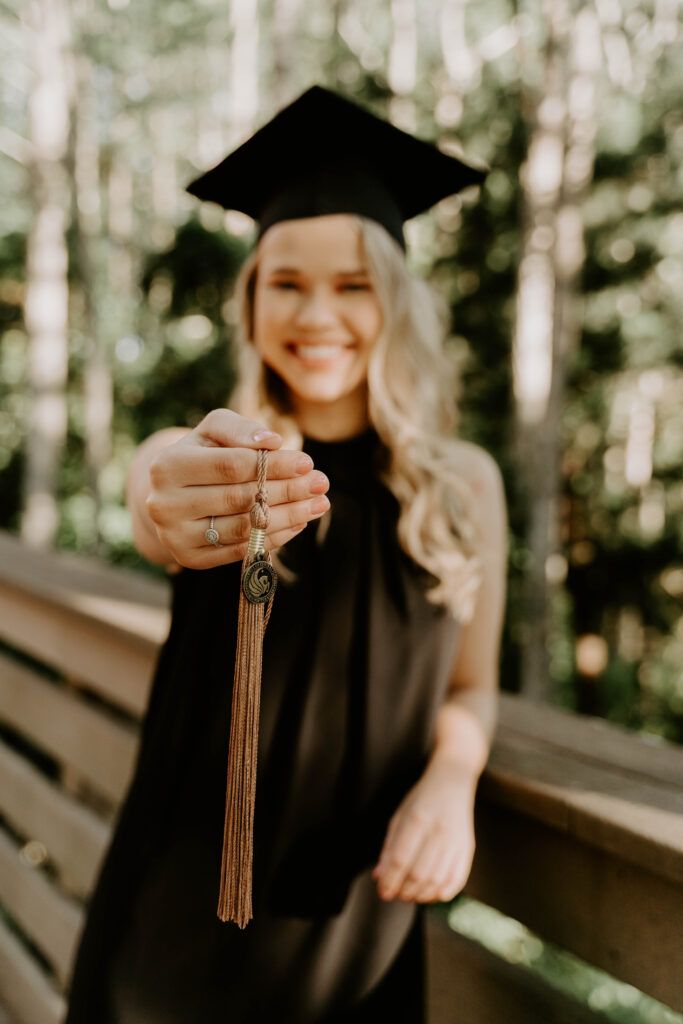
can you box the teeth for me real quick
[292,345,347,359]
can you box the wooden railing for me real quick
[0,528,681,1023]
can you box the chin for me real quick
[266,361,363,401]
[288,380,356,404]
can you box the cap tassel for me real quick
[218,449,277,927]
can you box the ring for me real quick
[204,515,222,547]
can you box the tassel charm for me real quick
[218,448,277,927]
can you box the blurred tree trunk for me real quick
[71,46,112,553]
[20,0,73,549]
[228,0,259,144]
[513,0,599,702]
[388,0,417,100]
[271,0,304,93]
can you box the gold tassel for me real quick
[218,449,277,927]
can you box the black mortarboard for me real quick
[185,84,488,252]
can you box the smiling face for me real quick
[252,214,384,438]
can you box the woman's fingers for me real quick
[417,846,460,903]
[183,494,330,548]
[376,807,431,900]
[192,408,285,451]
[171,520,312,571]
[396,830,447,902]
[436,850,469,902]
[160,470,329,522]
[151,442,313,489]
[142,409,333,572]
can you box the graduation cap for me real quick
[185,84,488,252]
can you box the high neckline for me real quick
[301,425,384,491]
[302,425,378,448]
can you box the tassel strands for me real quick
[218,448,278,927]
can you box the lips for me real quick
[286,341,355,363]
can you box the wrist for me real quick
[427,746,482,791]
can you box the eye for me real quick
[270,281,298,290]
[341,283,370,291]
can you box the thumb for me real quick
[195,408,283,449]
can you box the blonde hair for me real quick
[227,214,483,624]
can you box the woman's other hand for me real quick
[371,755,477,904]
[127,408,329,570]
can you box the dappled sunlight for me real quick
[448,896,683,1024]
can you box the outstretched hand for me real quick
[371,755,476,904]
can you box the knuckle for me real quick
[290,503,307,526]
[235,512,251,541]
[285,477,300,502]
[148,455,166,487]
[202,408,224,431]
[429,881,446,901]
[387,854,407,872]
[187,495,206,520]
[175,547,196,569]
[218,450,240,482]
[145,494,163,525]
[222,485,242,516]
[234,539,249,560]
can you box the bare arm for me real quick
[126,427,192,569]
[371,446,508,905]
[428,443,509,784]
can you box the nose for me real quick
[293,287,339,331]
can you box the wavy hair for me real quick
[226,214,483,624]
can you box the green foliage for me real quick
[2,0,683,748]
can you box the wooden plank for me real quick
[483,730,683,886]
[0,582,159,717]
[467,800,683,1013]
[0,829,82,988]
[0,532,169,718]
[0,531,169,625]
[2,531,682,1017]
[0,738,111,899]
[0,916,63,1024]
[499,691,683,789]
[0,652,139,805]
[425,911,598,1024]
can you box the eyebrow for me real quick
[267,266,369,276]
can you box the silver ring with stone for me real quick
[204,515,221,547]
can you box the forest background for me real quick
[2,0,682,743]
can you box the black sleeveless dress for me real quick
[64,425,463,1023]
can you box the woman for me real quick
[65,85,508,1022]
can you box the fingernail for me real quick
[296,454,314,473]
[252,429,280,442]
[308,472,328,493]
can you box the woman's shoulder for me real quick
[447,439,508,569]
[448,437,502,485]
